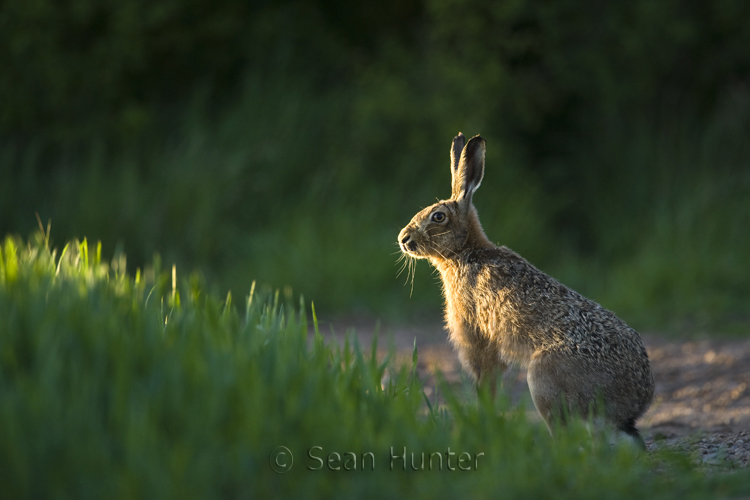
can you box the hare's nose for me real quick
[399,232,418,252]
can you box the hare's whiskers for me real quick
[409,256,417,297]
[396,255,409,279]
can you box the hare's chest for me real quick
[442,266,534,365]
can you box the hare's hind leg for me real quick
[527,353,647,449]
[526,358,566,434]
[525,353,596,434]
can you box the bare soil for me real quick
[324,319,750,467]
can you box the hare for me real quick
[397,133,654,445]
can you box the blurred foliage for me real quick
[0,0,419,145]
[1,235,747,498]
[1,0,321,142]
[1,0,749,330]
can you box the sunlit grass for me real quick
[0,234,747,498]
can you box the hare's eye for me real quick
[431,212,446,223]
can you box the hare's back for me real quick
[473,247,649,363]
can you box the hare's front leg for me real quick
[454,338,507,399]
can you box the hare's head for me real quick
[397,133,490,264]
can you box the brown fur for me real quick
[398,133,654,442]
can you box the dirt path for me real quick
[324,319,750,466]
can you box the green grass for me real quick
[3,71,749,333]
[549,96,750,334]
[3,0,750,334]
[1,233,748,498]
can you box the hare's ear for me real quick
[450,132,466,173]
[451,134,485,205]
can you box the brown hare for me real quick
[397,132,654,445]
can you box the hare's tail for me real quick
[618,417,646,449]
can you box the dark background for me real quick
[2,0,749,331]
